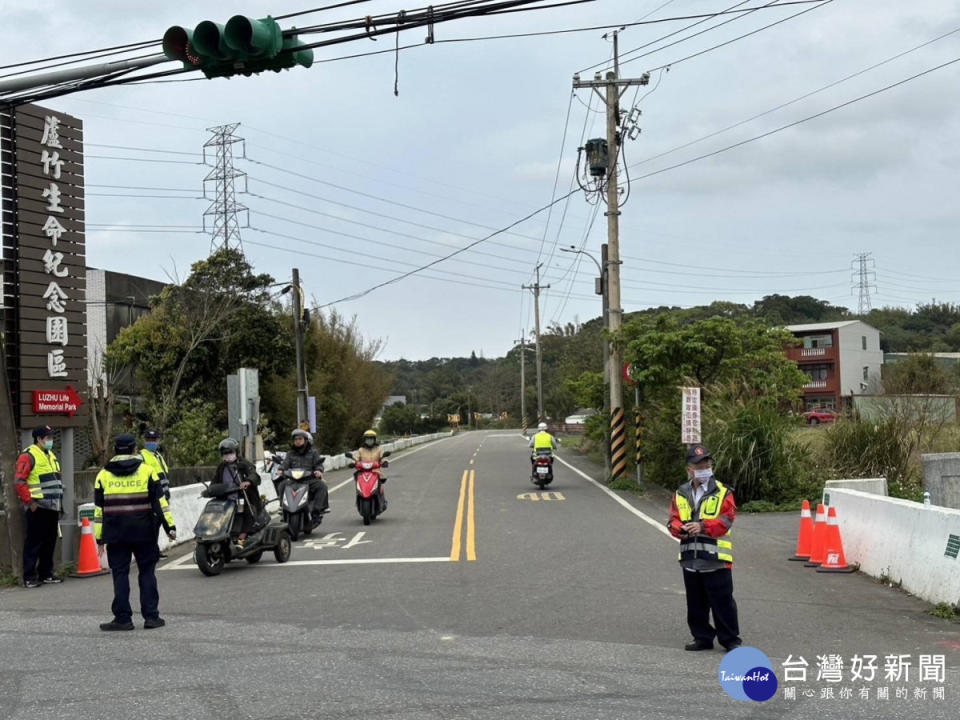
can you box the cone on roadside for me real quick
[789,499,814,561]
[72,517,109,577]
[804,503,828,567]
[817,507,855,573]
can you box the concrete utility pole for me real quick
[573,31,648,482]
[291,268,309,425]
[523,265,549,423]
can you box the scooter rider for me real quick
[528,422,560,464]
[214,438,263,548]
[353,430,389,510]
[279,429,329,522]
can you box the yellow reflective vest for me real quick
[533,431,555,451]
[94,456,175,544]
[674,480,733,566]
[140,448,170,496]
[23,444,63,510]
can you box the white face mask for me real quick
[223,453,237,463]
[693,468,713,481]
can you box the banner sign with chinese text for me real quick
[1,103,87,427]
[681,386,701,444]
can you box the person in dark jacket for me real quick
[278,428,329,520]
[94,433,176,631]
[211,438,264,547]
[667,443,741,652]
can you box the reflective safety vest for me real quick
[675,480,733,564]
[140,448,170,495]
[533,431,554,451]
[94,458,174,544]
[23,444,63,508]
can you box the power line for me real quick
[630,24,960,169]
[630,55,960,181]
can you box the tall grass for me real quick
[820,416,920,500]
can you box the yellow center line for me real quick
[466,469,477,561]
[450,469,468,561]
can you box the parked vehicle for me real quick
[531,450,554,489]
[345,450,391,525]
[803,407,838,425]
[193,484,291,577]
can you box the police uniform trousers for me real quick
[107,542,161,623]
[23,507,59,582]
[682,567,741,647]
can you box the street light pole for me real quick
[290,268,308,425]
[560,244,610,480]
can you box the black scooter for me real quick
[193,483,292,576]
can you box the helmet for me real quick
[363,429,377,447]
[291,428,312,444]
[218,438,239,455]
[144,429,161,440]
[538,422,547,431]
[363,430,377,439]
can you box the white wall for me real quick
[828,488,960,605]
[85,268,107,388]
[837,321,883,396]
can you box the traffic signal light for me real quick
[162,15,314,79]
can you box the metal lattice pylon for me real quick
[851,252,877,315]
[203,123,248,254]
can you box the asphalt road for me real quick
[2,430,958,719]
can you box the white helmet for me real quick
[538,422,547,431]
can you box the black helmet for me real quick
[219,438,240,455]
[291,428,312,445]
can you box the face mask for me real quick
[223,453,237,463]
[693,469,712,481]
[364,439,375,447]
[144,442,159,452]
[43,440,54,451]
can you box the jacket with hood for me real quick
[94,455,175,544]
[280,441,325,474]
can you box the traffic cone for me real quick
[804,504,828,567]
[788,499,814,561]
[817,507,855,573]
[72,517,109,577]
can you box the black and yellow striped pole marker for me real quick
[610,407,627,481]
[634,406,643,484]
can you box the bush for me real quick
[821,416,920,500]
[164,399,226,466]
[705,401,816,505]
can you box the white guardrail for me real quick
[78,432,452,551]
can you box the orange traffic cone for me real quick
[788,499,814,561]
[817,507,855,573]
[804,504,828,567]
[72,517,109,577]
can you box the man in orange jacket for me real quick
[667,443,742,652]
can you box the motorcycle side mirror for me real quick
[344,451,354,459]
[348,462,356,469]
[382,450,392,457]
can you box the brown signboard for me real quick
[1,103,87,427]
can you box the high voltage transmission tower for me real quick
[851,252,877,315]
[203,123,248,254]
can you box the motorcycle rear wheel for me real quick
[360,497,374,525]
[274,533,292,563]
[245,550,263,564]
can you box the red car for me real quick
[803,408,838,425]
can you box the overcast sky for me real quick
[2,0,958,359]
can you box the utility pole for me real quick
[523,265,549,423]
[573,31,648,482]
[291,268,309,425]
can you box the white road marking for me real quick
[552,455,676,541]
[162,556,452,570]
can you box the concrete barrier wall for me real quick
[922,452,960,510]
[81,432,452,552]
[822,478,887,506]
[827,488,960,606]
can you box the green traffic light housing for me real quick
[162,15,313,78]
